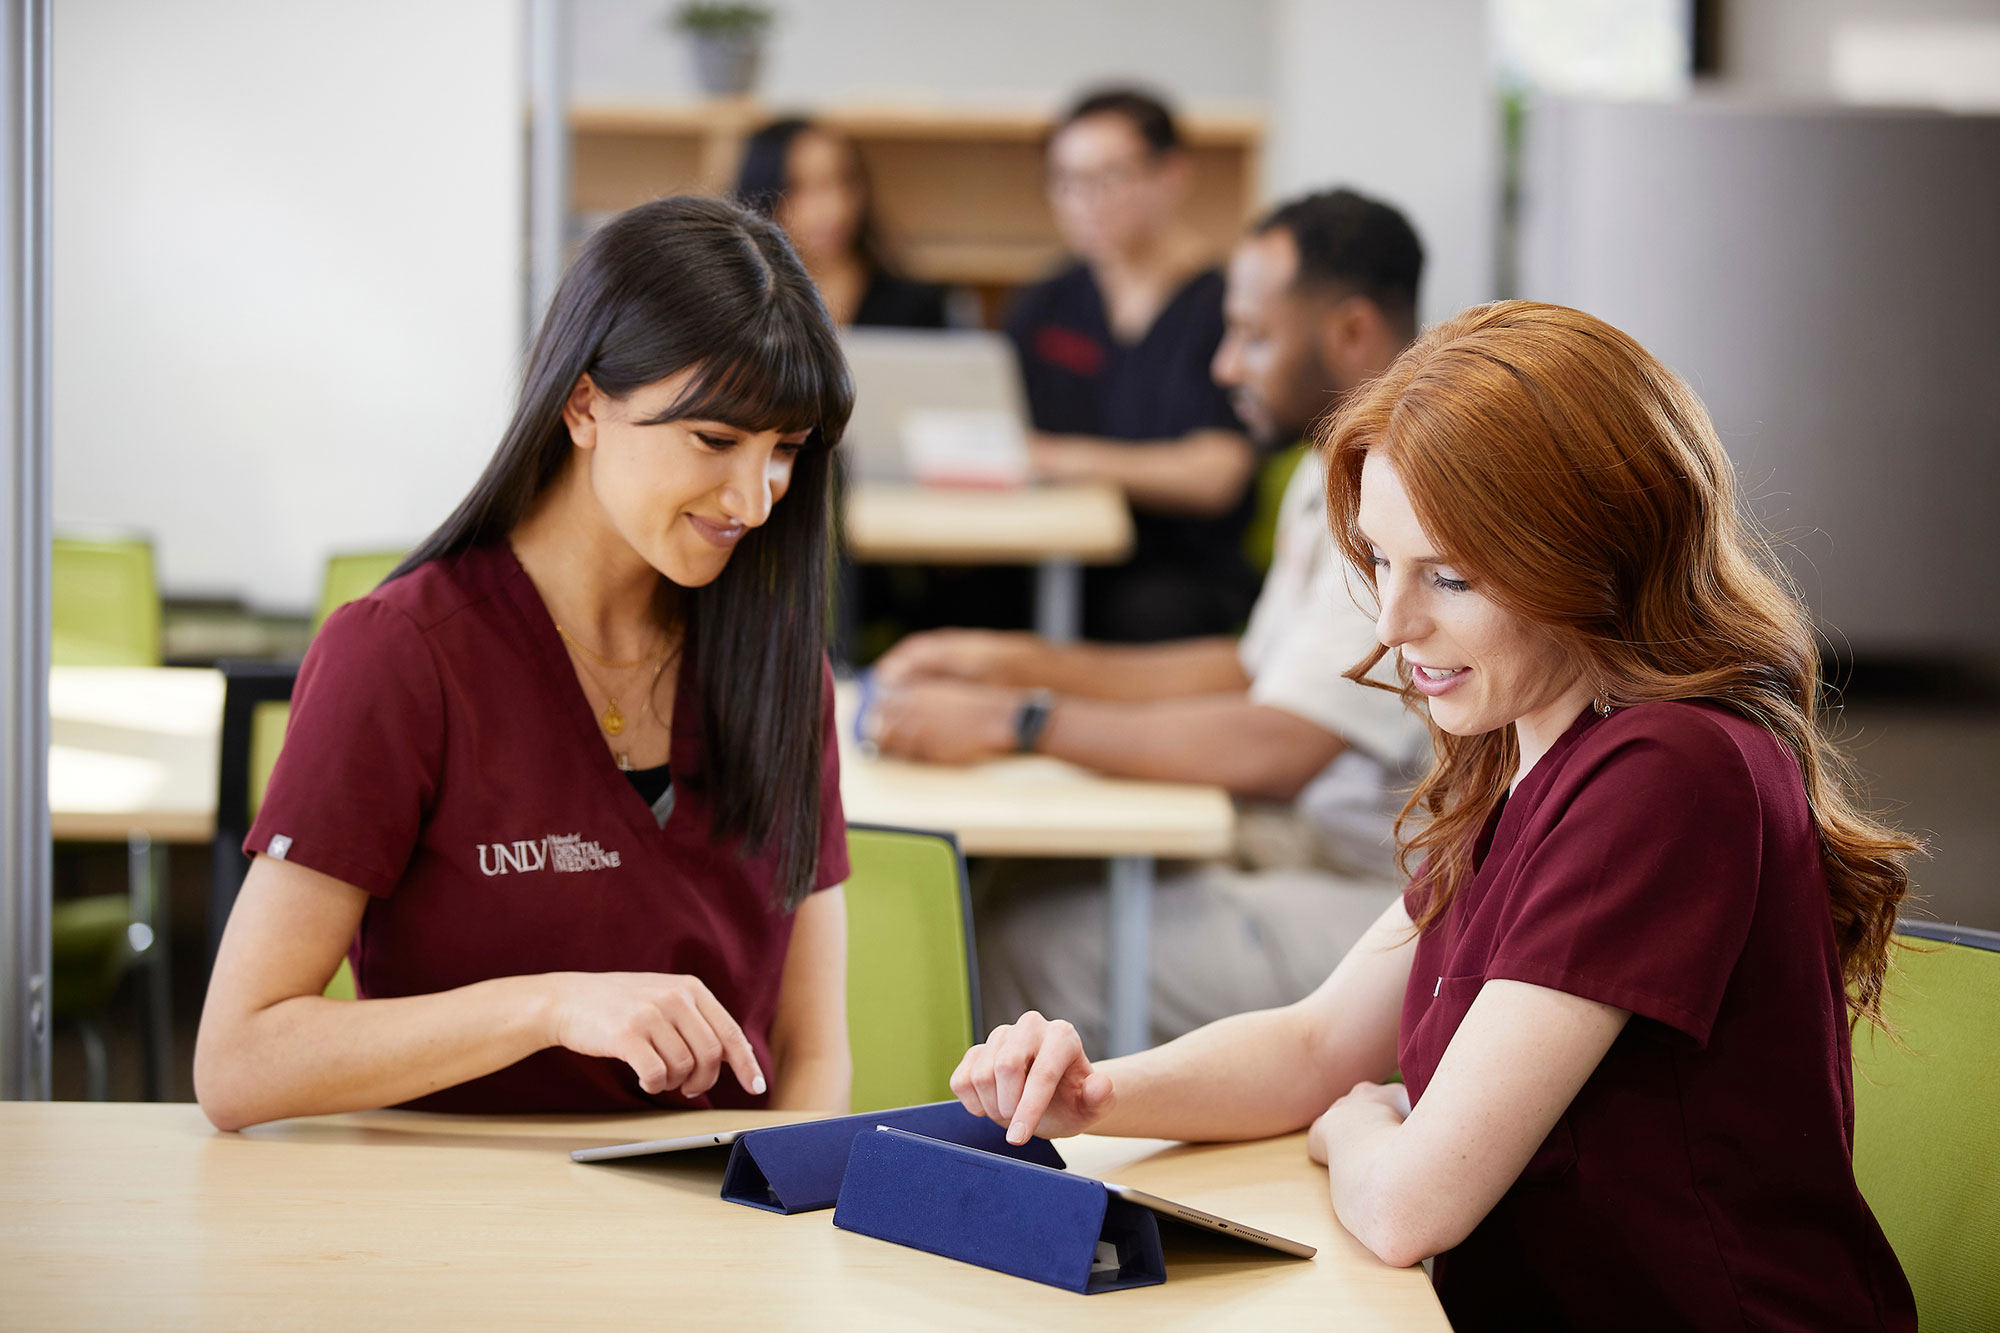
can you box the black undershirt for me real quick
[623,761,672,808]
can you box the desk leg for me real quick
[127,832,171,1102]
[1105,855,1153,1057]
[1035,557,1082,644]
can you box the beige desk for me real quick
[838,683,1232,1057]
[842,481,1133,643]
[0,1102,1447,1330]
[48,666,224,844]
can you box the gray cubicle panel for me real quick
[1519,97,2000,660]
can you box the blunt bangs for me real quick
[658,316,853,451]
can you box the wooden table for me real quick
[842,481,1133,642]
[0,1102,1447,1330]
[48,666,223,844]
[837,683,1233,1057]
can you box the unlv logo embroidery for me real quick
[477,833,622,876]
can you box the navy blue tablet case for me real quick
[833,1127,1169,1294]
[718,1101,1065,1215]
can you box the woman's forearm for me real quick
[195,973,559,1131]
[1088,1002,1382,1143]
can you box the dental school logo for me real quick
[477,832,622,877]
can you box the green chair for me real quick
[49,895,139,1099]
[313,550,407,636]
[843,824,981,1114]
[1852,919,2000,1333]
[51,535,163,666]
[1241,442,1309,576]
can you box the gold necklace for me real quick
[563,638,678,766]
[556,621,661,671]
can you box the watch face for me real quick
[1014,689,1056,753]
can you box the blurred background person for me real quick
[871,187,1431,1055]
[1011,86,1261,641]
[734,116,950,330]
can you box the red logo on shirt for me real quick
[1033,325,1106,377]
[477,833,622,876]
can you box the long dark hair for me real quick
[395,196,852,910]
[732,117,896,278]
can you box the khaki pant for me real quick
[973,858,1402,1058]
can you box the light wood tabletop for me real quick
[48,666,224,843]
[0,1102,1447,1331]
[842,481,1133,566]
[835,682,1233,860]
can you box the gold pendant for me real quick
[602,698,625,736]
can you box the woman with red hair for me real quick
[949,302,1918,1329]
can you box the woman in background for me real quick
[1009,86,1259,641]
[734,116,949,330]
[196,197,855,1129]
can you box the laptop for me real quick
[838,327,1031,486]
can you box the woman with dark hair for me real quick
[195,197,856,1130]
[1009,86,1258,641]
[946,302,1919,1329]
[733,117,947,329]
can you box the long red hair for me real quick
[1322,301,1918,1028]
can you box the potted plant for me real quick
[668,3,774,98]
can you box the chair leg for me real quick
[78,1020,110,1102]
[129,832,172,1102]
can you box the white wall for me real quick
[1520,99,2000,655]
[55,0,525,612]
[1718,0,2000,107]
[1268,0,1499,327]
[572,0,1273,108]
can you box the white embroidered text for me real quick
[477,833,622,876]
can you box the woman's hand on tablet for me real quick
[951,1010,1116,1144]
[549,972,766,1100]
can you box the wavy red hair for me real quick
[1321,301,1918,1029]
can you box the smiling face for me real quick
[564,366,811,588]
[1356,451,1594,772]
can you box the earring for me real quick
[1593,695,1614,718]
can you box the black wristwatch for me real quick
[1012,688,1057,754]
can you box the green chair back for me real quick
[843,825,980,1113]
[243,695,354,1000]
[1852,922,2000,1332]
[313,550,407,636]
[49,896,137,1017]
[51,536,162,666]
[1241,442,1308,575]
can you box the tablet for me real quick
[569,1128,742,1163]
[1104,1182,1318,1258]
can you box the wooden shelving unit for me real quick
[570,101,1264,307]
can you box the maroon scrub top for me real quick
[245,542,849,1114]
[1400,701,1914,1332]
